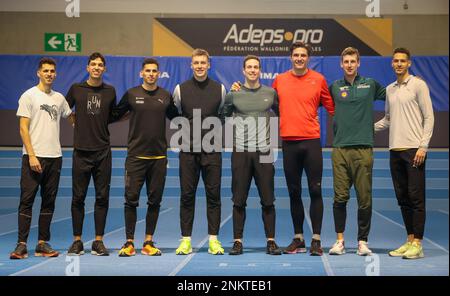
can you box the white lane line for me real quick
[168,213,233,276]
[304,210,335,276]
[0,210,95,237]
[9,208,173,276]
[373,209,449,254]
[0,212,18,219]
[438,209,449,215]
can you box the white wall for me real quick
[0,0,448,15]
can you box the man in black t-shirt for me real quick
[66,52,117,256]
[111,58,178,257]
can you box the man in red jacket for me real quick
[274,42,335,256]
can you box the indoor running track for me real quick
[0,148,448,276]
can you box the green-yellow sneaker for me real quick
[176,238,192,255]
[388,242,412,257]
[402,242,424,259]
[208,239,224,255]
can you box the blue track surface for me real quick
[0,149,448,276]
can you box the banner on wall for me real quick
[0,55,447,112]
[1,55,448,147]
[153,18,392,56]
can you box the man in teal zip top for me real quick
[328,47,386,256]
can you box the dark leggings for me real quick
[124,157,167,240]
[179,152,222,237]
[282,139,323,235]
[231,151,276,239]
[18,155,62,243]
[71,148,111,237]
[390,149,426,239]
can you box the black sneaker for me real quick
[67,240,84,256]
[266,240,282,255]
[229,241,243,255]
[35,242,59,257]
[310,239,323,256]
[91,240,109,256]
[283,238,307,254]
[10,243,28,259]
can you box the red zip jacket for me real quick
[273,69,335,140]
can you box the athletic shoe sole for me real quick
[283,248,307,254]
[67,251,85,256]
[208,250,224,255]
[91,251,109,256]
[402,254,424,259]
[266,251,282,255]
[118,253,135,257]
[389,252,405,257]
[176,249,192,255]
[10,253,28,259]
[141,250,162,256]
[357,251,372,256]
[329,250,346,255]
[35,252,59,257]
[229,251,243,255]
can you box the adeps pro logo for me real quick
[223,24,324,46]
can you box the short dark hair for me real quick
[290,42,312,56]
[243,55,261,68]
[142,58,159,70]
[393,47,411,60]
[341,47,360,61]
[88,52,106,65]
[38,57,56,69]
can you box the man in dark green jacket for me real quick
[328,47,385,256]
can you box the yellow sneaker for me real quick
[141,241,161,256]
[402,242,424,259]
[176,238,192,255]
[388,242,411,257]
[208,239,224,255]
[118,241,136,257]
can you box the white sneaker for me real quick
[357,241,372,256]
[329,240,345,255]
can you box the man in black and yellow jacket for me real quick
[111,58,178,257]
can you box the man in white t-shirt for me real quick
[10,57,72,260]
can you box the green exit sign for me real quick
[45,33,82,52]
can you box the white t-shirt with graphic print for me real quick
[16,86,72,157]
